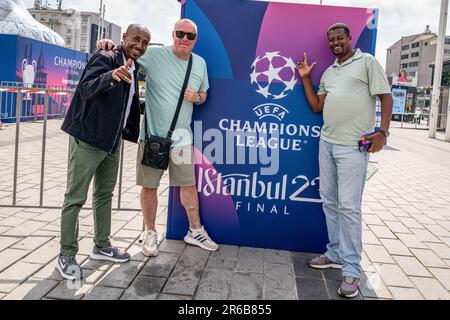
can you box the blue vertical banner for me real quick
[168,0,379,252]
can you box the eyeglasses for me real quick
[175,31,197,40]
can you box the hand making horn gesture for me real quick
[112,59,133,84]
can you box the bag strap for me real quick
[144,54,193,140]
[168,54,193,140]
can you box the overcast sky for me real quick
[24,0,446,68]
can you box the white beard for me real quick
[0,0,65,46]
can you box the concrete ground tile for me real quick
[22,240,59,264]
[11,236,52,251]
[362,230,381,245]
[32,260,64,281]
[264,262,295,290]
[396,233,428,249]
[388,287,424,300]
[157,293,192,300]
[205,256,237,271]
[363,245,395,264]
[388,208,410,218]
[410,214,436,225]
[194,282,230,300]
[201,269,233,285]
[263,249,291,264]
[369,225,397,239]
[374,263,414,288]
[392,256,432,277]
[97,261,143,289]
[0,226,12,235]
[425,224,450,238]
[209,245,239,260]
[176,246,209,270]
[0,262,43,293]
[292,252,323,280]
[384,221,412,234]
[32,210,60,222]
[120,276,166,300]
[46,280,92,300]
[363,214,385,226]
[0,248,30,272]
[398,217,424,229]
[230,273,264,300]
[3,278,59,300]
[375,210,399,221]
[0,236,22,252]
[235,248,264,274]
[0,217,27,227]
[428,268,450,291]
[122,215,145,231]
[82,286,124,300]
[425,242,450,260]
[380,239,412,256]
[412,228,442,243]
[360,272,392,299]
[411,248,448,268]
[264,287,297,300]
[158,239,186,254]
[296,277,328,300]
[442,237,450,247]
[410,277,450,300]
[141,252,179,277]
[163,268,202,296]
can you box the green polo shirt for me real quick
[318,49,391,146]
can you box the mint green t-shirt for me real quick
[138,46,209,147]
[317,49,391,146]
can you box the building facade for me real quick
[28,7,121,53]
[386,26,450,88]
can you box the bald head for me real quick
[174,19,198,34]
[122,24,151,60]
[126,24,151,36]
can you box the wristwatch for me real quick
[194,93,201,105]
[378,129,390,138]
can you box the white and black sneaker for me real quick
[184,226,219,252]
[90,245,130,263]
[55,255,83,280]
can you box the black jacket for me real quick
[61,46,141,154]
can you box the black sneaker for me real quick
[90,245,130,263]
[55,255,83,280]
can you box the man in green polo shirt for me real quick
[297,23,393,298]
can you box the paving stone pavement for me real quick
[0,120,449,300]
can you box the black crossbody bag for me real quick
[141,54,193,170]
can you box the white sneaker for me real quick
[184,226,219,252]
[142,230,158,257]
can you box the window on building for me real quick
[401,54,409,60]
[425,42,428,46]
[445,38,450,45]
[444,49,450,55]
[401,63,408,69]
[401,44,410,51]
[409,71,416,77]
[387,49,392,55]
[411,42,419,48]
[411,52,419,58]
[408,61,419,68]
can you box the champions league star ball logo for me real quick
[250,52,298,100]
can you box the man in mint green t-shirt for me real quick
[297,23,393,299]
[136,19,219,257]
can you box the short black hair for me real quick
[327,23,350,37]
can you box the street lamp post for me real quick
[429,0,448,139]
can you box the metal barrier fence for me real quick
[0,83,137,212]
[391,112,448,131]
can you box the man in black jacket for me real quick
[56,24,150,280]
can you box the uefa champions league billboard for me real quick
[167,0,379,252]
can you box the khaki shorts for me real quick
[136,141,196,188]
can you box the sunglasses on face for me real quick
[175,31,197,40]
